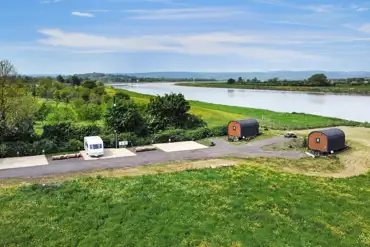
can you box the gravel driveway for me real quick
[0,136,303,179]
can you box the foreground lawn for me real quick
[117,88,365,129]
[1,161,370,246]
[177,82,370,95]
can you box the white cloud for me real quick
[36,28,325,62]
[357,7,369,12]
[124,7,244,20]
[40,0,62,3]
[302,4,339,12]
[358,23,370,33]
[71,12,94,17]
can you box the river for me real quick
[112,83,369,123]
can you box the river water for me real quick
[112,83,369,122]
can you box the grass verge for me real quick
[1,157,370,246]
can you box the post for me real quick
[113,96,118,149]
[115,130,118,149]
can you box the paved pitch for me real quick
[0,155,49,170]
[154,141,208,152]
[81,148,136,161]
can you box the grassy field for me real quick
[1,157,370,246]
[177,82,370,95]
[115,88,366,130]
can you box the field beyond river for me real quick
[176,82,370,95]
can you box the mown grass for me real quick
[198,129,283,146]
[177,82,370,95]
[1,161,370,246]
[116,88,365,130]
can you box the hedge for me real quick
[0,124,229,158]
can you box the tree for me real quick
[45,105,77,123]
[36,102,51,121]
[237,77,244,83]
[82,80,97,89]
[227,78,236,84]
[308,73,329,86]
[116,91,130,100]
[0,60,17,121]
[56,75,65,83]
[146,93,202,131]
[77,104,102,122]
[69,75,82,86]
[94,86,105,96]
[104,100,147,135]
[251,77,259,83]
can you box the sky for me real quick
[1,0,370,74]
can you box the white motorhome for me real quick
[84,136,104,157]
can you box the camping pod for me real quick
[228,119,259,139]
[308,128,345,153]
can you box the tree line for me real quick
[73,73,217,83]
[0,59,224,158]
[227,73,370,87]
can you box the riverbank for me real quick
[176,82,370,95]
[113,88,369,129]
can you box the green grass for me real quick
[117,88,366,130]
[1,162,370,246]
[198,129,283,146]
[177,82,370,95]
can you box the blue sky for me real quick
[1,0,370,74]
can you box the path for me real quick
[0,137,303,179]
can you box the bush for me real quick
[74,125,102,141]
[35,139,58,154]
[100,134,115,148]
[42,122,74,143]
[209,125,228,136]
[184,127,211,140]
[0,144,8,158]
[42,123,102,144]
[152,129,188,143]
[68,139,83,152]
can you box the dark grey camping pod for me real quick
[308,128,346,153]
[228,119,259,139]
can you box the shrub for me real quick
[100,134,115,148]
[184,127,211,140]
[209,125,228,136]
[152,129,188,143]
[35,139,58,154]
[68,139,83,152]
[0,144,8,158]
[42,122,74,143]
[74,125,102,141]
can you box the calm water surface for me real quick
[113,83,369,122]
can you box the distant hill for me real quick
[123,71,370,80]
[27,71,370,81]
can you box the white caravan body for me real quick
[84,136,104,157]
